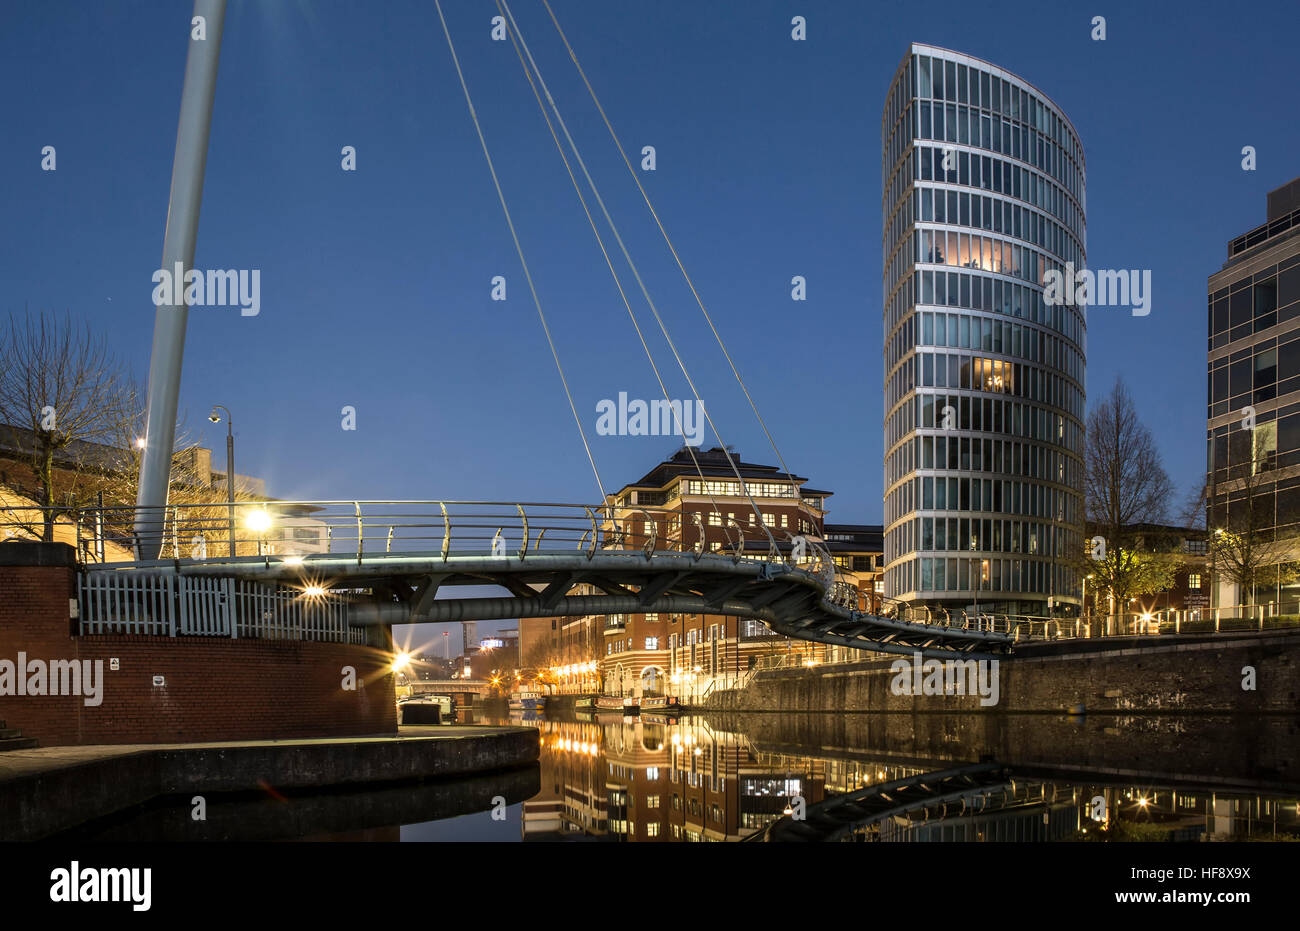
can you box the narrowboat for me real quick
[508,689,546,712]
[596,695,639,715]
[639,695,682,713]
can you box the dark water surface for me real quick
[58,710,1300,841]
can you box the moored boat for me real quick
[640,695,681,713]
[596,695,639,716]
[508,689,546,712]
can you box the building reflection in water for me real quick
[512,714,1300,843]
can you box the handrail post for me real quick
[638,508,656,559]
[355,501,363,566]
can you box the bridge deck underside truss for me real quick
[96,551,1011,658]
[751,763,1021,842]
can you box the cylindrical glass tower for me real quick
[881,44,1087,617]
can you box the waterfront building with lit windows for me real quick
[522,447,882,700]
[881,44,1087,617]
[1206,176,1300,610]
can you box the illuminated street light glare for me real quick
[302,584,326,598]
[245,509,272,534]
[391,652,411,673]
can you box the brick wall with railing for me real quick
[0,543,396,746]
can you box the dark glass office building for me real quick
[881,44,1087,617]
[1207,176,1300,609]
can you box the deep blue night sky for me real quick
[3,1,1298,645]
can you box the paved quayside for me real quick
[0,725,539,840]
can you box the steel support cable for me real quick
[493,0,730,540]
[433,0,606,507]
[540,0,812,522]
[498,0,777,555]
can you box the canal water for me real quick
[57,710,1300,842]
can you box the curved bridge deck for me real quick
[88,550,1012,659]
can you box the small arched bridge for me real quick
[35,500,1013,659]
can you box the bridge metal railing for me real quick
[0,499,837,572]
[872,605,1300,645]
[29,501,1290,652]
[720,603,1300,681]
[4,499,846,646]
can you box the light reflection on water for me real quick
[448,711,1300,843]
[53,711,1300,842]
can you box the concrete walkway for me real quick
[0,725,539,841]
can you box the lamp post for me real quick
[970,536,978,619]
[1083,574,1093,637]
[208,405,235,556]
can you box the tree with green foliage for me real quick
[1083,545,1178,627]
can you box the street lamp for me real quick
[208,405,235,556]
[1083,574,1094,635]
[969,536,978,618]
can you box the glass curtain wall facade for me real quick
[1206,177,1300,610]
[881,44,1087,616]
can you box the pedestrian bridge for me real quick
[45,500,1013,659]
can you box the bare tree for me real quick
[1178,477,1209,532]
[0,311,135,541]
[1085,377,1174,549]
[0,313,263,557]
[95,391,265,558]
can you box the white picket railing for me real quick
[79,571,176,637]
[179,576,232,637]
[78,571,354,643]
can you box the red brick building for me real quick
[524,447,882,700]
